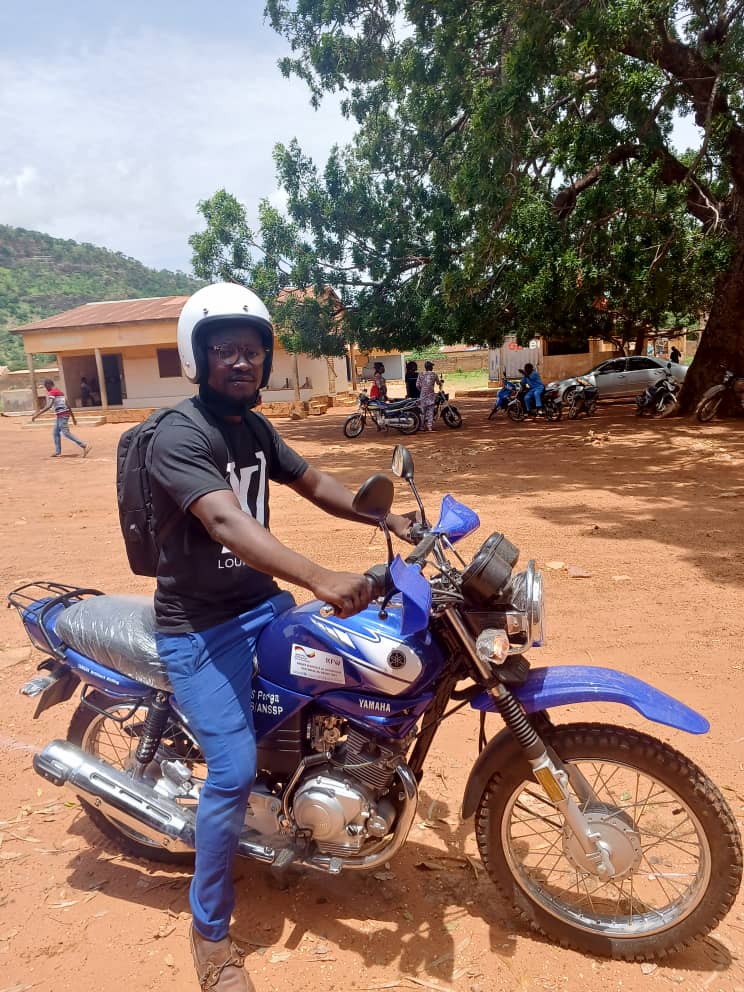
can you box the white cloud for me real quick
[0,29,355,272]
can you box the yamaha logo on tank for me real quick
[388,650,406,670]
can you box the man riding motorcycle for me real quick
[150,284,412,990]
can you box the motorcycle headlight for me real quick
[526,563,546,647]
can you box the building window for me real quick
[157,349,182,378]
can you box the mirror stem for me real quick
[409,480,429,528]
[380,521,394,564]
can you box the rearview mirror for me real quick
[352,474,394,522]
[391,445,414,480]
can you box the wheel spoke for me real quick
[497,745,714,940]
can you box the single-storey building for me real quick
[11,294,355,421]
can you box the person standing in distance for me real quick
[149,283,414,991]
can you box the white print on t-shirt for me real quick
[220,452,268,557]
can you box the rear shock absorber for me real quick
[134,692,170,769]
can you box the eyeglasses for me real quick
[208,343,268,366]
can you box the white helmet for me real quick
[177,282,274,386]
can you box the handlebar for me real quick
[318,564,393,618]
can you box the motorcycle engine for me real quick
[291,722,403,856]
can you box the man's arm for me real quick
[188,489,373,618]
[288,466,414,540]
[31,400,53,421]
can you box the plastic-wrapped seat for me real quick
[55,595,172,692]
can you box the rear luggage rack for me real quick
[8,581,103,660]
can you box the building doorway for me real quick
[102,354,125,406]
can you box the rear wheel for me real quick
[442,406,463,428]
[343,414,365,438]
[696,393,724,423]
[397,411,421,434]
[508,400,525,422]
[543,400,561,422]
[657,393,677,418]
[568,395,580,419]
[68,692,202,864]
[475,723,742,961]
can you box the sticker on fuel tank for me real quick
[290,643,346,685]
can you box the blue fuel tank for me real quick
[256,599,446,699]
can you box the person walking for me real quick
[147,283,414,991]
[416,360,442,431]
[31,379,92,457]
[669,346,681,363]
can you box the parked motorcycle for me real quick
[696,366,744,422]
[635,365,679,417]
[430,381,463,429]
[566,377,598,419]
[343,392,421,437]
[11,447,741,960]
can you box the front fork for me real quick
[443,609,613,878]
[490,683,615,878]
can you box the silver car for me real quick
[547,356,688,403]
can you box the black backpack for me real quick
[116,398,232,576]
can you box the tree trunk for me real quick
[680,222,744,413]
[633,325,645,355]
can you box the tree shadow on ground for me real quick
[276,397,744,589]
[61,787,735,984]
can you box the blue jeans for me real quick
[53,416,86,454]
[155,591,294,940]
[524,385,544,412]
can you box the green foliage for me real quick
[250,0,744,366]
[0,225,202,370]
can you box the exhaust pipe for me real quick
[34,740,198,853]
[34,739,281,862]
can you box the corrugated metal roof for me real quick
[12,296,189,333]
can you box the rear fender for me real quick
[469,666,709,735]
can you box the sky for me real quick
[0,1,356,273]
[0,2,703,277]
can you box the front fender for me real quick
[470,665,709,735]
[461,666,709,820]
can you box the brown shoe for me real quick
[190,924,254,991]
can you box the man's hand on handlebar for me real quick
[385,510,421,544]
[311,568,375,618]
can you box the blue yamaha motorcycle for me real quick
[9,445,741,961]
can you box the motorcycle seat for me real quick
[384,399,415,410]
[55,595,172,692]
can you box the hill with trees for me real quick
[0,225,202,369]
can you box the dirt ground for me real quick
[1,396,743,992]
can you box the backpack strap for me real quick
[173,396,233,469]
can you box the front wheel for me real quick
[656,393,677,418]
[343,413,365,438]
[442,406,463,428]
[696,391,724,423]
[475,723,742,961]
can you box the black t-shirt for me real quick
[149,409,308,633]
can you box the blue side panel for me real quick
[64,648,153,698]
[317,689,436,740]
[470,665,710,735]
[250,675,312,741]
[21,598,68,654]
